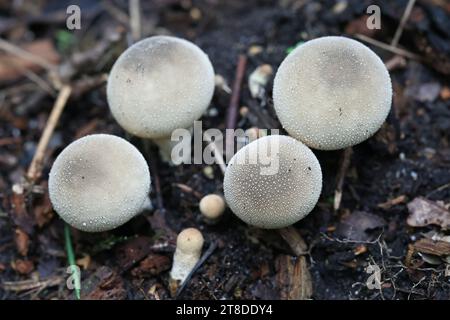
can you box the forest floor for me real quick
[0,0,450,300]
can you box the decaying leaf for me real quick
[0,39,59,82]
[336,211,386,241]
[130,253,171,278]
[83,266,126,300]
[14,228,29,256]
[407,197,450,229]
[412,238,450,257]
[275,255,313,300]
[11,259,34,274]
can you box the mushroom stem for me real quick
[152,137,177,164]
[170,228,204,284]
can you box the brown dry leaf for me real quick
[345,15,378,38]
[76,254,91,270]
[440,86,450,100]
[83,266,126,300]
[114,236,153,271]
[407,197,450,229]
[14,228,29,256]
[130,253,171,278]
[354,245,368,256]
[10,184,35,234]
[11,259,34,275]
[0,39,59,82]
[412,238,450,257]
[275,255,313,300]
[33,182,53,227]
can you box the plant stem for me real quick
[64,223,80,300]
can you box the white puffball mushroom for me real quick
[107,35,215,140]
[273,36,392,150]
[199,194,225,223]
[48,134,151,232]
[170,228,204,283]
[224,135,322,229]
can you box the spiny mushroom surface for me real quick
[49,134,151,232]
[224,135,322,229]
[273,36,392,150]
[170,228,204,283]
[107,35,215,139]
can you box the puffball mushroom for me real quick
[224,135,322,229]
[199,194,226,223]
[107,35,215,140]
[273,36,392,150]
[170,228,204,283]
[48,134,151,232]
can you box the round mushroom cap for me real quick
[273,36,392,150]
[199,194,225,220]
[176,228,204,253]
[107,36,215,139]
[48,134,151,232]
[223,135,322,229]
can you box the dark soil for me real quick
[0,0,449,300]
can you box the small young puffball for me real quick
[199,194,225,222]
[170,228,204,283]
[48,134,151,232]
[273,36,392,150]
[107,35,215,139]
[224,135,322,229]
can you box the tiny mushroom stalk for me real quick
[107,35,215,161]
[48,134,151,232]
[224,135,322,229]
[273,36,392,150]
[199,194,226,224]
[170,228,204,283]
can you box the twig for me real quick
[426,182,450,197]
[102,0,129,25]
[0,37,57,73]
[355,34,422,60]
[64,223,80,300]
[391,0,416,47]
[203,131,226,174]
[26,85,72,183]
[143,141,165,212]
[385,55,407,71]
[175,241,217,298]
[129,0,142,43]
[278,226,308,256]
[225,54,247,160]
[334,147,353,211]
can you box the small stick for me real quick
[129,0,141,43]
[385,55,407,71]
[391,0,416,47]
[203,131,226,174]
[225,54,247,160]
[175,241,217,298]
[334,147,353,211]
[355,34,422,60]
[26,85,72,182]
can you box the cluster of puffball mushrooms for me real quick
[48,35,392,284]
